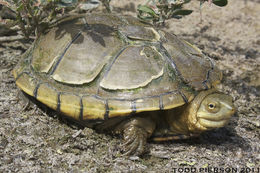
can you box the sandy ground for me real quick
[0,0,259,172]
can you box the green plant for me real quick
[137,0,228,25]
[0,0,228,38]
[0,0,100,38]
[1,0,61,37]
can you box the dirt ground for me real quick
[0,0,259,172]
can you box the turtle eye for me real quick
[208,103,216,109]
[206,102,220,113]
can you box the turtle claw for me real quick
[114,117,155,156]
[121,135,135,148]
[122,137,140,156]
[121,126,148,156]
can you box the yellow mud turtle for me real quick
[13,13,235,156]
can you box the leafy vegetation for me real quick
[0,0,228,38]
[137,0,228,25]
[0,0,101,37]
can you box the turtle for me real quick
[13,13,235,156]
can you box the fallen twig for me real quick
[0,35,25,43]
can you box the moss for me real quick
[167,64,177,81]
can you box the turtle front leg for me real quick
[115,117,156,156]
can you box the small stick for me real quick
[0,35,24,43]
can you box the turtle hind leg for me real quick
[115,117,156,156]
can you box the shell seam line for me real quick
[79,97,83,121]
[178,90,188,104]
[33,83,41,99]
[15,71,30,82]
[57,92,61,112]
[159,43,194,96]
[49,31,82,75]
[16,72,185,106]
[202,56,215,89]
[104,100,109,120]
[159,95,164,110]
[202,71,210,89]
[100,47,127,80]
[31,80,182,103]
[159,43,182,78]
[96,46,127,94]
[28,79,182,103]
[158,43,190,103]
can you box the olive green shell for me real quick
[13,13,222,123]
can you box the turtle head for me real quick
[167,89,235,135]
[185,89,235,133]
[195,91,235,130]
